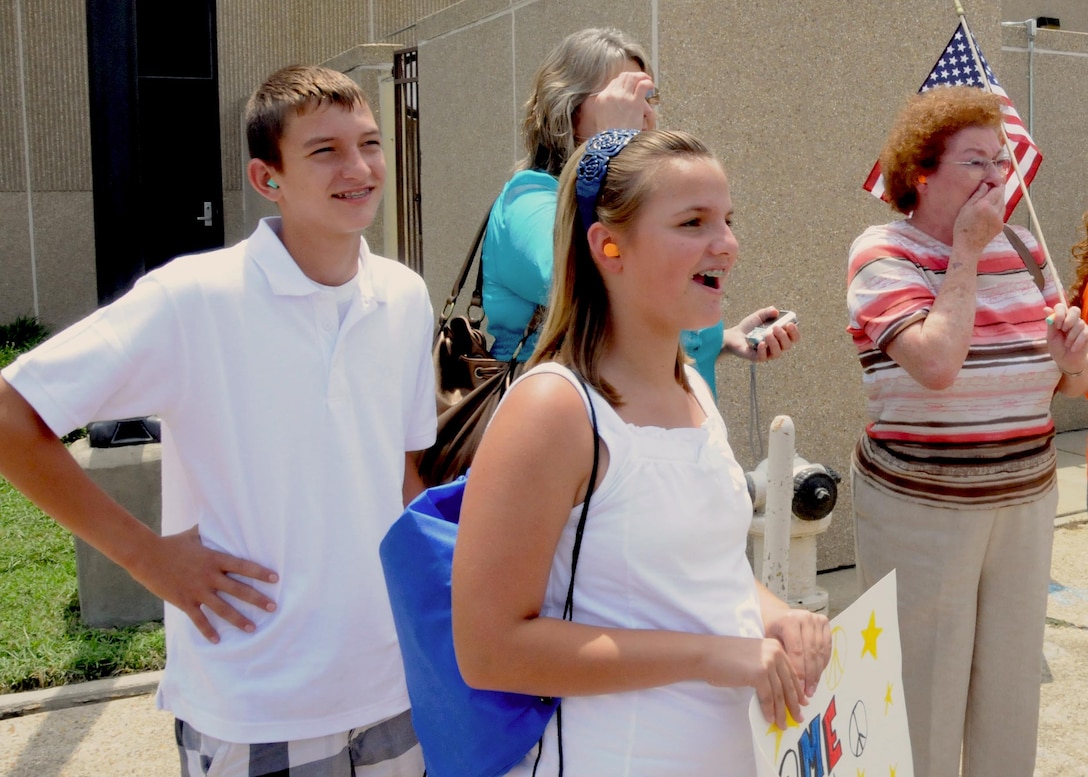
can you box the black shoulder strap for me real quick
[544,372,600,777]
[1004,224,1045,292]
[437,198,547,355]
[437,203,494,330]
[562,374,600,621]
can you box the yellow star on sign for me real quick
[765,707,802,763]
[889,766,897,777]
[861,610,882,659]
[885,682,894,714]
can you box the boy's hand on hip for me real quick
[132,526,278,643]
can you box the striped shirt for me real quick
[847,219,1059,507]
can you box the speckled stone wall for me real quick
[415,0,1088,570]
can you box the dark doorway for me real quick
[86,0,224,304]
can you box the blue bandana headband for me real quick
[575,129,640,231]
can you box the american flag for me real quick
[863,22,1042,221]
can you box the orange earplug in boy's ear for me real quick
[917,175,927,185]
[603,243,620,258]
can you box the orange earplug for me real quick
[917,175,927,185]
[603,243,620,258]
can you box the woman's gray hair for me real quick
[521,28,653,177]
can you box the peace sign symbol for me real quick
[825,625,848,690]
[848,700,868,758]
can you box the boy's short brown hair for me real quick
[245,65,369,167]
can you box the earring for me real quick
[916,175,927,185]
[603,243,620,258]
[267,180,279,189]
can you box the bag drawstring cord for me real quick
[531,373,600,777]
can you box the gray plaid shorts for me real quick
[175,708,423,776]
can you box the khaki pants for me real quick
[852,469,1055,777]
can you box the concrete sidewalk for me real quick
[2,433,1087,776]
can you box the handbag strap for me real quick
[1004,224,1045,292]
[437,199,548,349]
[508,305,547,363]
[437,203,494,331]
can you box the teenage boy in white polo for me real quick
[0,65,434,776]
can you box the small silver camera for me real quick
[745,310,798,348]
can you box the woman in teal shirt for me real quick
[482,28,797,398]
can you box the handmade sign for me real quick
[750,571,913,777]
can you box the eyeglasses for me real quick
[947,155,1012,180]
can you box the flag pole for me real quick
[954,0,1067,305]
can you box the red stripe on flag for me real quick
[863,162,885,199]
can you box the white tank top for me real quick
[507,362,764,777]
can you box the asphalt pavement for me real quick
[3,432,1087,777]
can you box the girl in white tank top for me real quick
[453,129,831,776]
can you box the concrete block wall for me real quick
[0,0,97,330]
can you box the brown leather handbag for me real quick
[419,207,542,487]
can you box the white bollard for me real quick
[748,435,837,615]
[760,415,795,600]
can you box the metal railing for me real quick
[393,47,422,273]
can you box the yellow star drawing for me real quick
[857,770,866,777]
[889,765,897,777]
[885,682,894,714]
[765,707,802,764]
[861,610,882,659]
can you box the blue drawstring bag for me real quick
[380,479,558,777]
[380,375,599,777]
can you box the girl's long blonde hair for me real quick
[529,129,716,404]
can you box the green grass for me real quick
[0,315,47,372]
[0,345,18,369]
[0,315,48,352]
[0,477,166,693]
[0,317,164,693]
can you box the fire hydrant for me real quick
[746,416,840,614]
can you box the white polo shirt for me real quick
[3,218,436,742]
